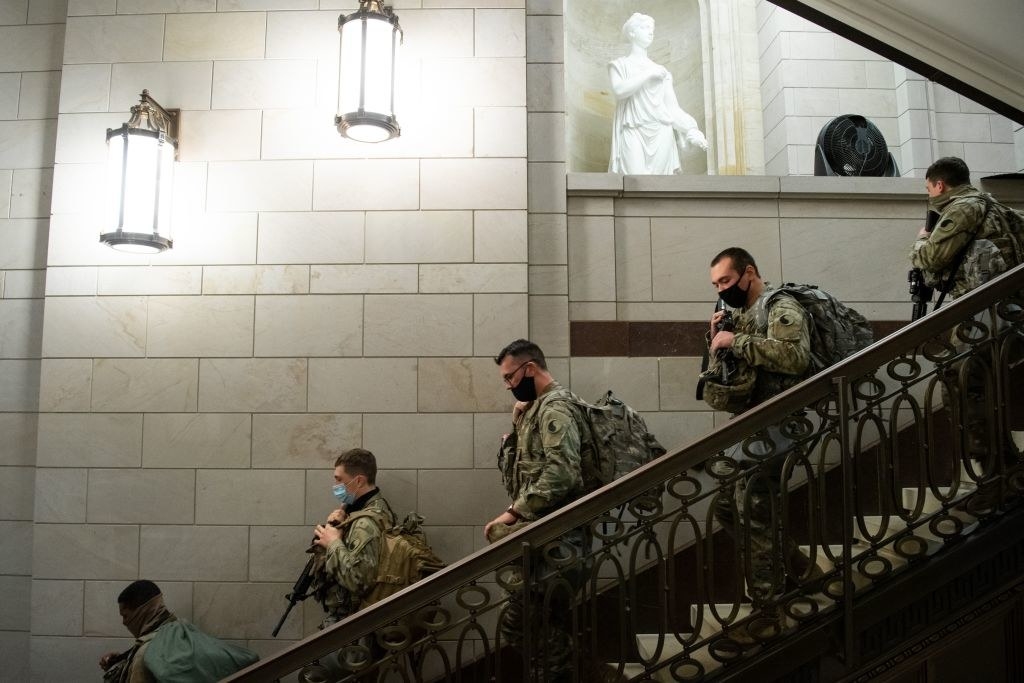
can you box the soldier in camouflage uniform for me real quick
[909,157,1024,475]
[310,448,396,678]
[910,156,1022,300]
[486,339,588,683]
[707,248,817,633]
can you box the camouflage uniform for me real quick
[713,287,813,604]
[313,490,396,624]
[498,380,587,683]
[910,184,1024,466]
[910,184,1021,300]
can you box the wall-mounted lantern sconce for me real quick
[101,90,179,253]
[336,0,402,143]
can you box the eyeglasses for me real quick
[502,360,533,387]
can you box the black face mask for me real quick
[718,274,749,309]
[510,375,538,402]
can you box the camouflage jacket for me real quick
[314,490,395,618]
[730,286,813,409]
[909,184,1021,299]
[506,381,586,521]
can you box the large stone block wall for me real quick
[0,0,62,679]
[2,0,1023,678]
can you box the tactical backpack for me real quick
[930,196,1024,296]
[529,390,667,494]
[766,284,874,373]
[347,509,446,610]
[574,390,667,491]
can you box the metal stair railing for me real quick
[226,263,1024,683]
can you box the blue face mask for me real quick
[332,482,356,506]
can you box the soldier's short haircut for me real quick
[335,448,377,484]
[118,580,162,609]
[926,157,971,187]
[711,247,760,277]
[494,339,548,370]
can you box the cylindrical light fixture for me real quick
[336,0,402,143]
[101,90,179,253]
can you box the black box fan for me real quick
[814,114,899,177]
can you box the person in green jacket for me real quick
[99,580,176,683]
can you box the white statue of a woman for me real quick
[608,13,708,175]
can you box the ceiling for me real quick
[770,0,1024,125]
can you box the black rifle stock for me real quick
[272,555,315,637]
[908,208,940,321]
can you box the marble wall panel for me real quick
[475,107,527,157]
[0,299,42,358]
[417,468,507,525]
[420,159,528,210]
[567,357,661,411]
[87,469,196,524]
[212,59,316,110]
[0,576,30,630]
[420,57,524,107]
[202,265,310,295]
[416,357,510,413]
[30,580,83,636]
[143,413,252,468]
[147,295,254,357]
[0,359,39,411]
[362,413,473,469]
[474,210,527,263]
[33,524,139,580]
[474,293,528,357]
[475,8,524,57]
[64,15,162,63]
[254,294,362,357]
[109,61,214,112]
[249,525,310,582]
[139,525,248,580]
[567,214,615,302]
[252,413,361,469]
[364,211,472,263]
[0,414,37,467]
[257,211,364,265]
[196,470,305,524]
[199,358,307,413]
[36,414,142,467]
[207,161,313,212]
[164,12,267,61]
[311,265,418,294]
[41,296,146,357]
[91,358,199,412]
[363,294,472,357]
[33,469,86,523]
[313,160,419,211]
[193,581,298,639]
[0,520,32,573]
[308,358,418,413]
[0,24,64,70]
[0,466,33,519]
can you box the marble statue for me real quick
[608,13,708,175]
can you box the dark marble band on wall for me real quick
[570,321,909,357]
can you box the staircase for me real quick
[224,264,1024,683]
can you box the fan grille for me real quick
[820,115,891,176]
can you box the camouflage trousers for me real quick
[498,530,587,683]
[712,426,802,605]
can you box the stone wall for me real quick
[0,0,63,678]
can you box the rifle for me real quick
[908,208,940,321]
[695,298,738,399]
[272,555,315,637]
